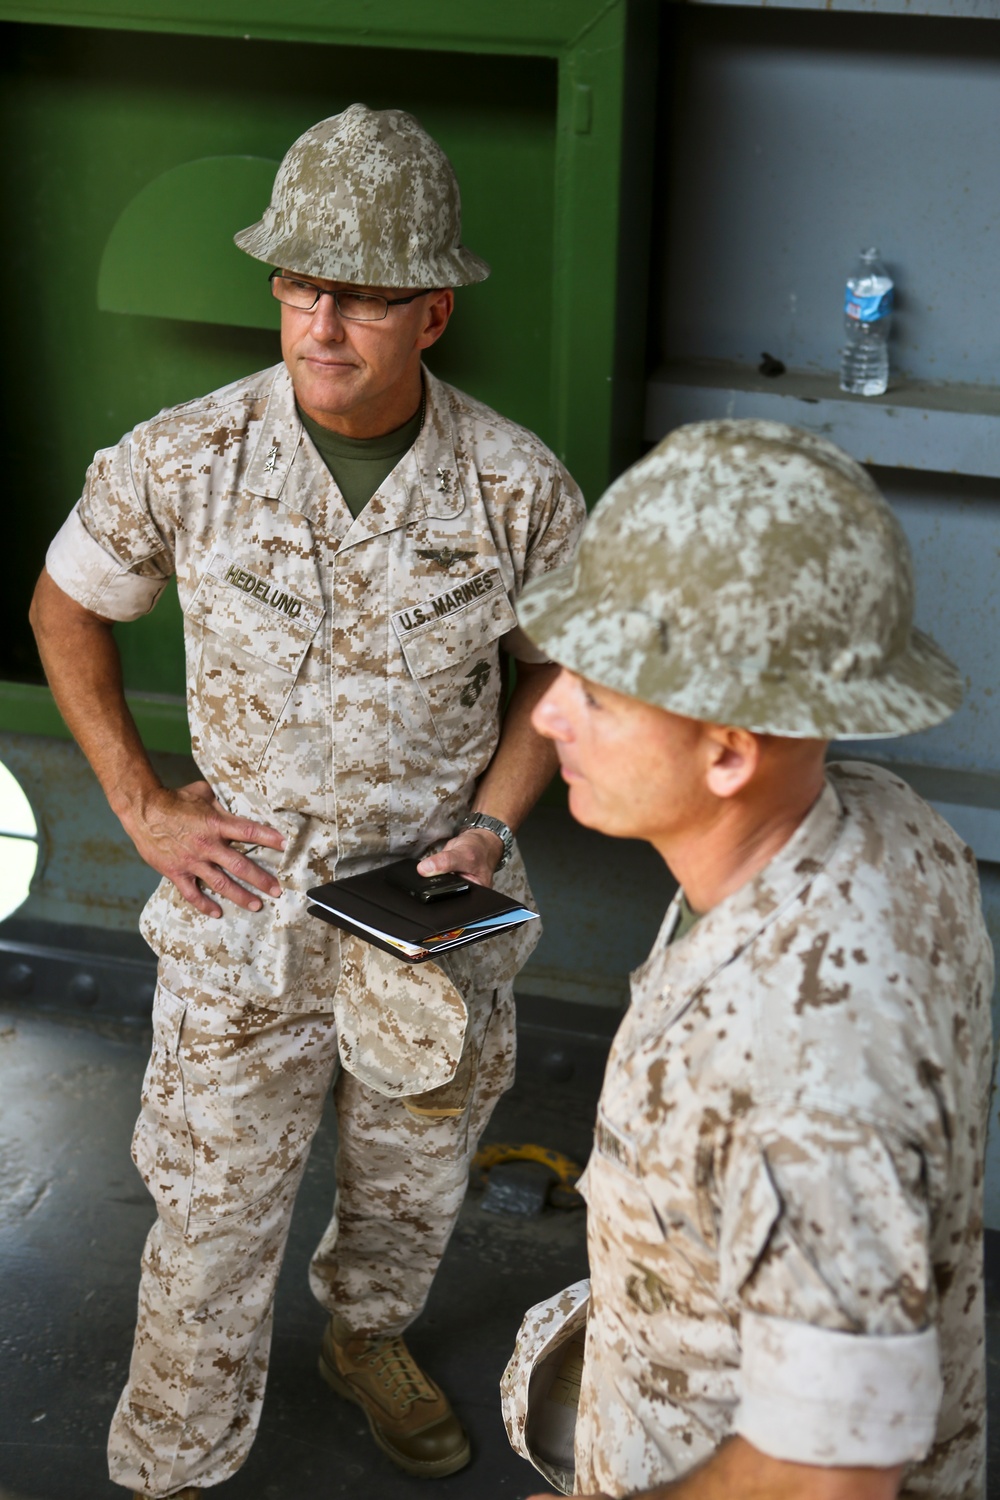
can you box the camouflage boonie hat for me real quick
[517,419,963,738]
[234,103,490,288]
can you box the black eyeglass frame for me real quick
[268,270,441,321]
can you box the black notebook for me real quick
[307,857,538,963]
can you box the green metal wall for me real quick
[0,0,656,752]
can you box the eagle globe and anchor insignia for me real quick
[461,659,491,707]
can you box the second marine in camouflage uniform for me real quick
[502,419,992,1500]
[568,764,990,1497]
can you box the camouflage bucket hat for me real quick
[518,419,963,738]
[234,103,490,288]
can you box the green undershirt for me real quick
[298,401,424,518]
[671,891,702,944]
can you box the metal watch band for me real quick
[460,812,514,870]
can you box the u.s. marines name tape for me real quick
[391,568,501,638]
[595,1113,635,1171]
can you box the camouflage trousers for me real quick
[108,975,515,1498]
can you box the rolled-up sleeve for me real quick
[44,432,174,621]
[738,1312,942,1466]
[716,1107,943,1468]
[46,505,169,621]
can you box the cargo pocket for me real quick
[176,998,330,1226]
[394,579,516,758]
[131,983,191,1233]
[402,1038,479,1120]
[333,934,469,1098]
[404,983,516,1125]
[185,550,324,769]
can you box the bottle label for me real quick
[845,287,894,323]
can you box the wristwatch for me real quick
[460,812,515,870]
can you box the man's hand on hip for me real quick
[121,779,286,919]
[29,571,286,921]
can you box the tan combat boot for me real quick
[130,1490,201,1498]
[319,1317,471,1477]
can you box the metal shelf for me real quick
[645,361,1000,477]
[668,0,1000,16]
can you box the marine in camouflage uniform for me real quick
[30,106,584,1499]
[501,420,993,1500]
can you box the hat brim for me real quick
[233,221,491,288]
[518,563,964,740]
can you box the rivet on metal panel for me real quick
[68,972,99,1007]
[542,1048,575,1083]
[5,961,34,996]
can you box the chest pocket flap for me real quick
[393,568,517,681]
[187,549,324,675]
[391,570,517,759]
[185,549,325,769]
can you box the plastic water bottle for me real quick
[839,248,894,396]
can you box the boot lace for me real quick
[362,1337,436,1412]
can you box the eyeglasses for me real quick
[269,271,439,322]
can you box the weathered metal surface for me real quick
[833,474,1000,778]
[0,998,602,1499]
[645,364,1000,479]
[0,733,195,931]
[0,934,155,1021]
[517,805,676,1011]
[481,1161,554,1217]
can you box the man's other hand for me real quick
[532,1436,904,1499]
[417,826,504,889]
[122,780,286,918]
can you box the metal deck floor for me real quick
[1,998,998,1499]
[0,998,612,1500]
